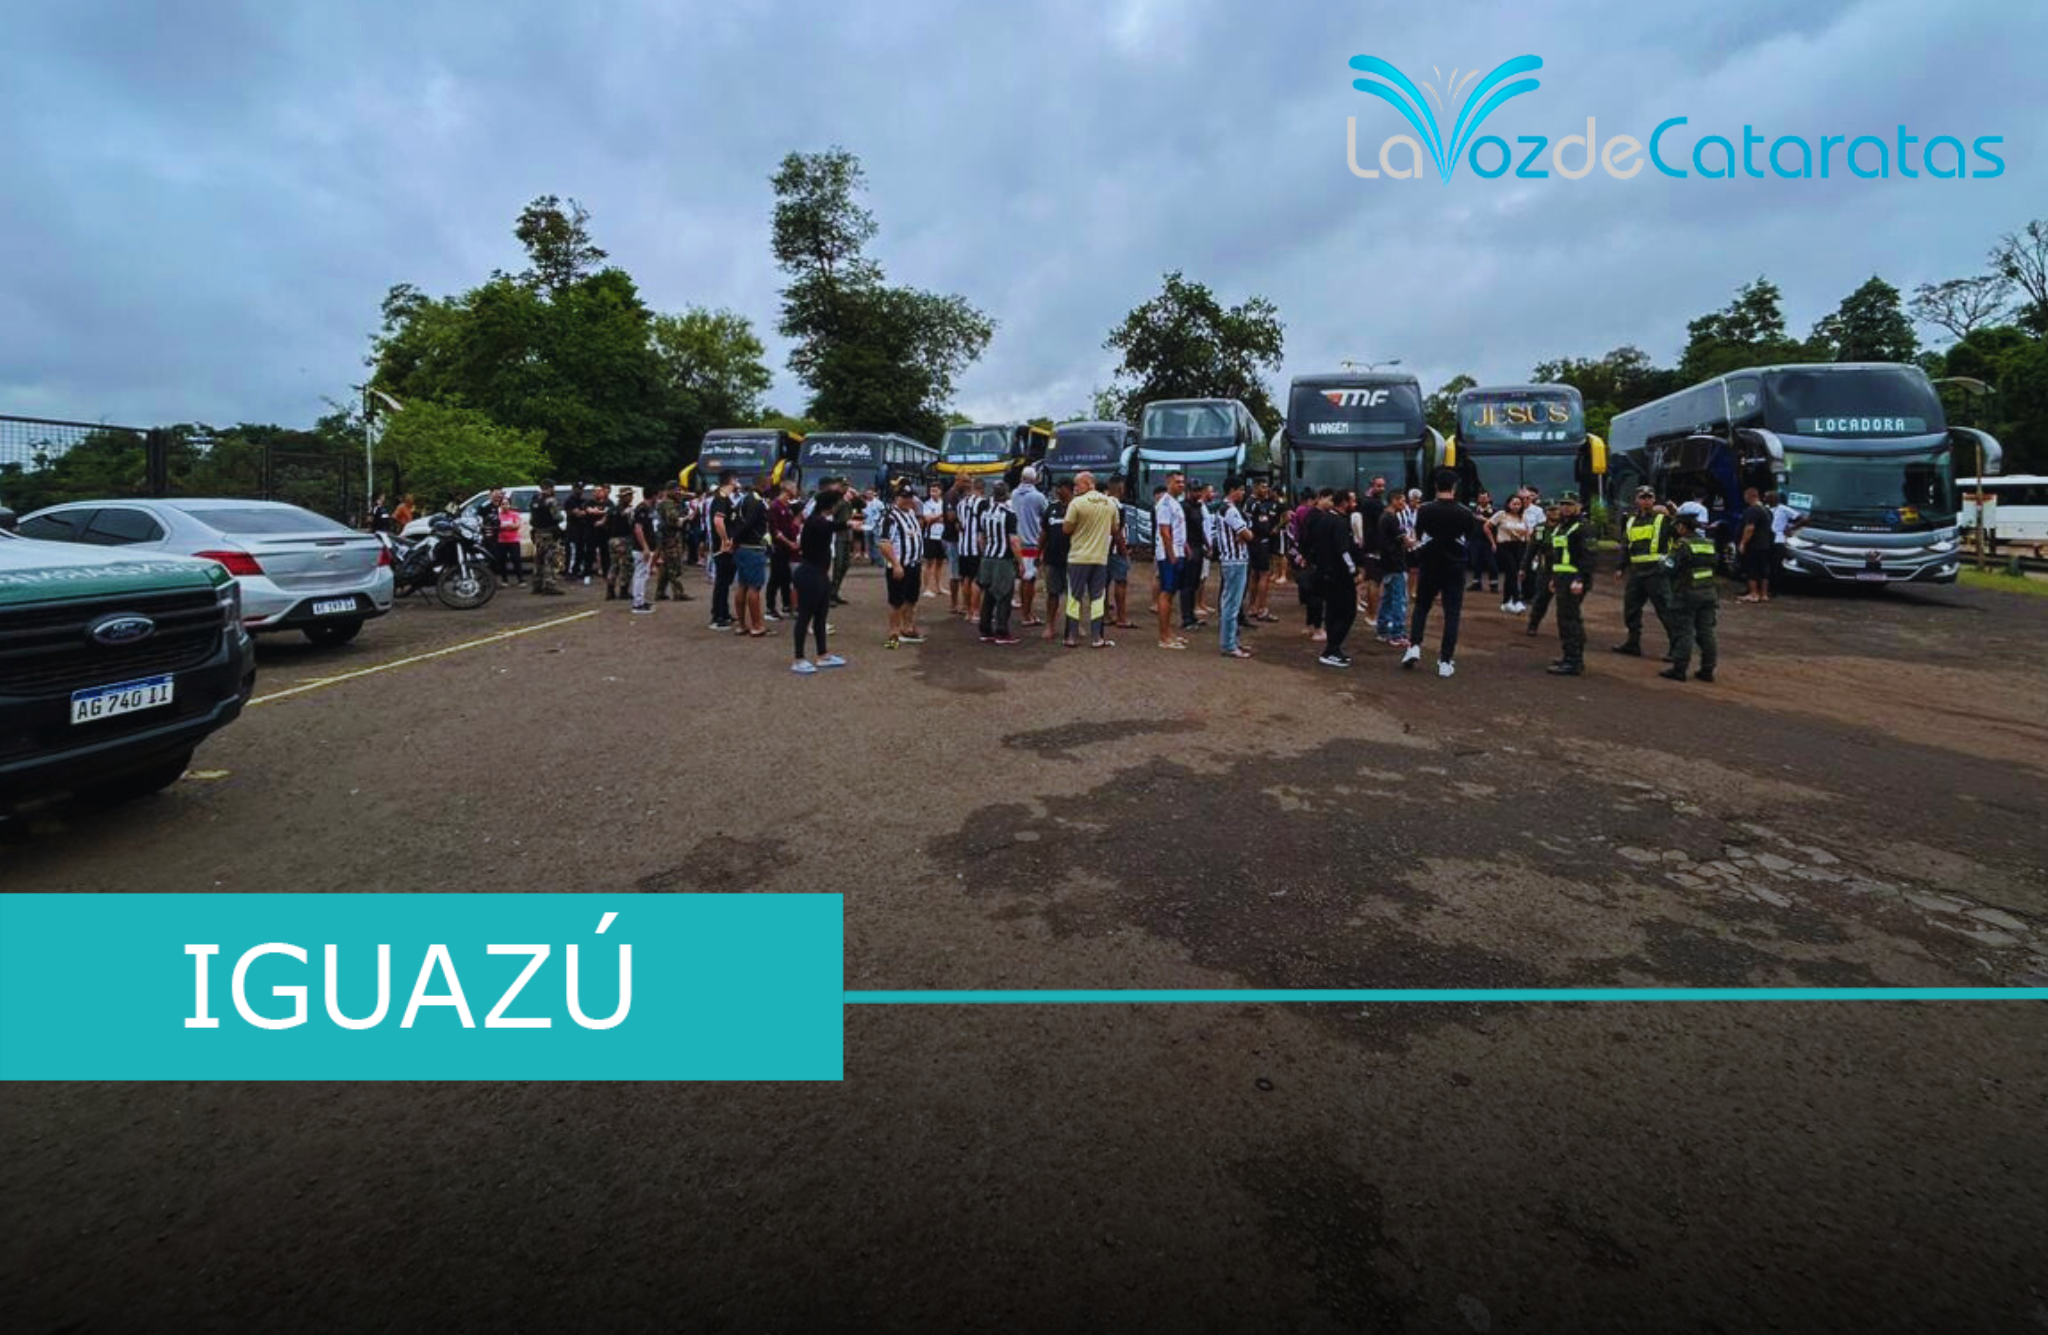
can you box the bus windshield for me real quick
[699,438,776,476]
[1466,453,1579,503]
[1136,457,1232,498]
[941,427,1012,461]
[1457,392,1584,446]
[1783,448,1954,523]
[1047,429,1123,473]
[1766,368,1945,438]
[1143,403,1235,441]
[1288,384,1423,443]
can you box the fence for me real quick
[0,415,360,523]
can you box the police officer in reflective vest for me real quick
[1613,484,1675,659]
[1546,491,1592,676]
[1659,513,1719,683]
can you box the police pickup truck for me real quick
[0,528,256,811]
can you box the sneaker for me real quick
[899,632,925,644]
[1546,661,1583,676]
[1500,601,1512,613]
[1401,645,1421,669]
[993,635,1021,646]
[631,604,654,615]
[1437,659,1455,678]
[765,610,782,622]
[1696,669,1716,683]
[1318,653,1351,668]
[708,620,733,630]
[583,576,592,586]
[791,660,818,675]
[1611,642,1642,657]
[819,654,848,668]
[884,636,900,650]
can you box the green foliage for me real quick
[377,400,549,506]
[1424,373,1476,436]
[1103,271,1285,434]
[1530,345,1682,441]
[514,195,608,295]
[770,148,994,441]
[1677,277,1815,381]
[1810,276,1917,363]
[652,306,774,444]
[1910,275,2012,341]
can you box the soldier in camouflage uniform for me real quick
[656,484,692,601]
[529,480,565,594]
[605,487,637,601]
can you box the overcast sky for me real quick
[3,0,2042,432]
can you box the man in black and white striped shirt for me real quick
[880,485,928,647]
[975,481,1023,644]
[1213,476,1255,659]
[953,478,988,621]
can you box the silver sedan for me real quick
[17,499,394,645]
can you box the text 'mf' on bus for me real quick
[1446,384,1605,505]
[1278,373,1431,500]
[1132,399,1269,500]
[681,429,801,491]
[794,432,941,498]
[1607,362,2004,585]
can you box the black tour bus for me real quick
[1275,372,1434,501]
[1607,362,2003,585]
[680,429,802,491]
[1443,383,1606,504]
[1040,420,1136,488]
[793,432,941,497]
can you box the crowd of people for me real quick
[385,464,1767,683]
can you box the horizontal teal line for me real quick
[844,988,2045,1004]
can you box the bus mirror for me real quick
[1950,426,2003,478]
[1733,427,1786,470]
[1587,433,1606,475]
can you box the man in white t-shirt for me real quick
[1153,473,1188,649]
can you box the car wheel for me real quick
[303,618,364,646]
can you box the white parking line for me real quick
[248,610,599,706]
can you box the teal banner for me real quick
[0,894,842,1081]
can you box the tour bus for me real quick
[1130,398,1271,503]
[1442,383,1606,506]
[679,429,803,491]
[1274,372,1436,502]
[1040,420,1135,488]
[1607,363,2003,584]
[1957,475,2048,556]
[935,422,1053,490]
[792,432,941,497]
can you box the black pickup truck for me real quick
[0,529,257,811]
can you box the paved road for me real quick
[4,566,2045,1332]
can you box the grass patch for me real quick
[1958,567,2048,598]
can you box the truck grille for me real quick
[0,589,224,696]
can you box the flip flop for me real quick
[1157,641,1185,650]
[1093,639,1117,649]
[1020,618,1045,627]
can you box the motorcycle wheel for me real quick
[437,563,498,610]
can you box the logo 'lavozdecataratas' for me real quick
[1346,53,2006,184]
[1348,55,1542,183]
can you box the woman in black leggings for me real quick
[792,486,849,675]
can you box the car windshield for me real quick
[1782,448,1954,523]
[1142,403,1235,441]
[1457,391,1584,445]
[1766,368,1945,438]
[184,506,350,535]
[1288,384,1424,443]
[941,427,1012,460]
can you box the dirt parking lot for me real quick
[3,565,2044,1333]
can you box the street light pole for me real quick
[362,388,404,524]
[1340,357,1403,372]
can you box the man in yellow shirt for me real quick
[1062,471,1120,648]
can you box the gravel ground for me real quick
[3,564,2044,1333]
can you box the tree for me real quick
[515,195,608,295]
[651,307,774,438]
[1677,277,1812,381]
[1423,374,1476,436]
[1910,275,2013,342]
[376,400,550,504]
[1531,345,1682,440]
[1810,276,1918,363]
[770,148,994,439]
[1103,271,1285,433]
[1989,219,2048,334]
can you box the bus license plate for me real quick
[71,675,175,724]
[1855,572,1888,582]
[312,598,358,616]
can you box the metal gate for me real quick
[0,416,358,523]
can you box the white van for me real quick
[400,484,638,557]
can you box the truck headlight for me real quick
[217,580,242,627]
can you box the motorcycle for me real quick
[387,513,499,610]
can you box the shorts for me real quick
[1044,562,1068,607]
[946,541,960,580]
[957,555,982,582]
[1744,547,1772,580]
[887,566,923,607]
[1157,559,1182,593]
[735,547,768,588]
[1108,553,1130,582]
[1248,543,1271,574]
[1019,550,1039,581]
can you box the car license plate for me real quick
[1855,572,1888,582]
[311,597,358,616]
[71,675,175,724]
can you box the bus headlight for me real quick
[1929,537,1956,553]
[1786,532,1815,551]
